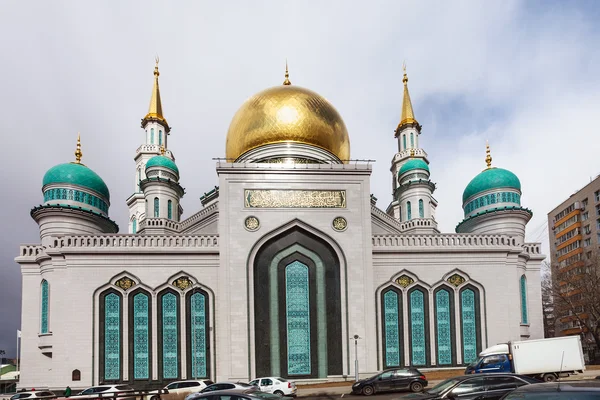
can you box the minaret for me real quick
[386,65,438,233]
[126,58,176,233]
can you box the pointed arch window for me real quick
[520,275,528,324]
[409,288,428,366]
[159,130,163,146]
[410,132,414,148]
[419,199,424,218]
[40,280,49,334]
[132,218,137,234]
[187,290,209,379]
[101,291,122,381]
[382,287,402,368]
[159,291,179,379]
[150,128,155,144]
[407,201,412,220]
[168,200,173,220]
[460,287,480,364]
[130,291,150,380]
[435,287,454,365]
[154,197,159,218]
[402,134,407,150]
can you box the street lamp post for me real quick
[353,334,361,382]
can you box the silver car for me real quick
[70,385,135,400]
[11,392,56,400]
[186,383,258,400]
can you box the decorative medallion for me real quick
[447,273,466,287]
[173,276,193,291]
[244,216,260,231]
[395,275,414,288]
[245,189,346,208]
[115,277,135,291]
[332,216,347,231]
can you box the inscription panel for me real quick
[245,189,346,208]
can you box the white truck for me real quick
[465,336,585,382]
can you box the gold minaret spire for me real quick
[485,141,493,169]
[283,59,291,85]
[74,133,83,164]
[396,62,418,132]
[142,57,169,129]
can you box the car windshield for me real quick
[469,357,483,367]
[116,385,133,390]
[426,378,461,395]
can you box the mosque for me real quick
[16,62,545,390]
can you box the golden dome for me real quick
[225,84,350,162]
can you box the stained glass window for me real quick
[133,293,149,379]
[132,218,137,234]
[151,128,154,144]
[410,290,426,365]
[383,290,400,367]
[419,199,424,218]
[162,293,178,379]
[403,135,407,150]
[168,200,172,220]
[520,275,528,324]
[104,293,120,381]
[407,201,412,220]
[154,197,159,218]
[286,261,311,375]
[41,280,49,334]
[461,289,477,364]
[436,289,452,365]
[190,292,207,378]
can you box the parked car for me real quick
[185,390,287,400]
[70,385,135,400]
[249,377,297,397]
[144,380,214,400]
[500,380,600,399]
[10,391,56,400]
[185,383,258,400]
[403,373,539,400]
[352,368,428,395]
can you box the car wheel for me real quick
[542,373,557,382]
[410,382,424,393]
[273,391,284,396]
[151,396,160,400]
[362,386,374,396]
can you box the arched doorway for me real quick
[253,226,343,379]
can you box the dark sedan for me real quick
[184,390,289,400]
[403,373,539,400]
[352,368,428,395]
[500,380,600,399]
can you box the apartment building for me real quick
[548,175,600,362]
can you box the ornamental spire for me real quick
[283,59,291,85]
[485,141,493,169]
[142,57,170,131]
[74,133,83,164]
[396,62,418,132]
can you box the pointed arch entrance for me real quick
[252,225,343,379]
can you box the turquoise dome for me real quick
[146,155,179,175]
[399,159,430,175]
[463,167,521,203]
[43,162,110,200]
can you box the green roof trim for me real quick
[455,205,532,231]
[399,158,430,175]
[43,163,110,200]
[462,167,521,203]
[30,203,119,231]
[146,155,179,175]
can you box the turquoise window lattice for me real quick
[43,188,108,213]
[168,200,172,220]
[464,192,521,215]
[520,275,528,324]
[151,128,154,144]
[133,293,149,379]
[40,280,49,334]
[461,289,478,363]
[154,197,159,218]
[285,261,311,375]
[419,199,424,218]
[159,130,163,146]
[436,289,452,365]
[162,292,178,379]
[403,134,407,150]
[383,290,400,367]
[190,292,207,378]
[410,132,414,147]
[410,290,427,366]
[132,218,137,234]
[104,293,120,381]
[407,201,412,220]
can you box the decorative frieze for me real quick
[245,189,346,208]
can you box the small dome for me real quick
[399,159,429,176]
[463,167,521,203]
[146,155,179,175]
[43,162,110,200]
[225,85,350,162]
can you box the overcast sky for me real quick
[1,1,599,358]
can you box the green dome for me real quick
[399,159,430,175]
[146,155,179,175]
[43,162,110,200]
[463,167,521,203]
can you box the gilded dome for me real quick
[225,85,350,162]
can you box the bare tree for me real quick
[541,262,555,338]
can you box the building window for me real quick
[187,290,209,379]
[382,288,402,368]
[102,291,121,381]
[419,199,424,218]
[131,291,150,380]
[159,130,163,146]
[399,206,402,222]
[595,190,600,203]
[409,288,428,366]
[159,291,179,379]
[584,225,591,235]
[285,261,311,375]
[582,198,588,208]
[41,280,49,334]
[132,218,137,234]
[460,288,479,364]
[72,369,81,381]
[407,201,412,220]
[435,288,453,365]
[582,212,589,221]
[596,205,600,216]
[410,133,414,148]
[150,128,155,144]
[402,134,407,150]
[520,275,528,324]
[137,169,141,192]
[584,238,591,247]
[168,200,173,220]
[154,197,159,218]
